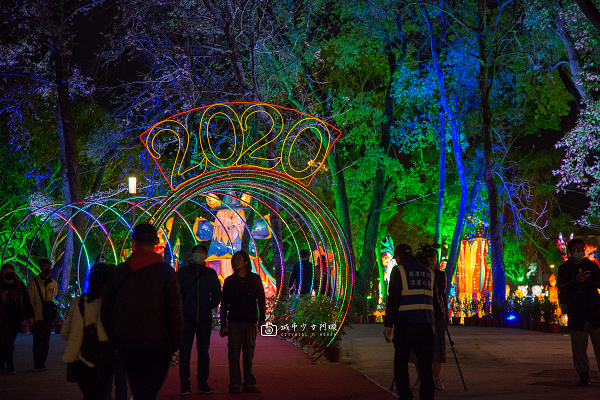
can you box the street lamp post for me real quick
[128,175,137,225]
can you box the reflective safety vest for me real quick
[396,261,434,324]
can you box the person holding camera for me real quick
[219,250,265,394]
[557,238,600,387]
[177,244,221,395]
[27,259,58,372]
[384,244,435,400]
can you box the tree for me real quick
[0,0,106,291]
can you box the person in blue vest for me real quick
[384,243,435,400]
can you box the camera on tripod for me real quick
[415,243,441,266]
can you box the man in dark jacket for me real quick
[289,249,314,295]
[557,238,600,387]
[384,244,435,400]
[102,223,183,400]
[177,244,221,394]
[0,263,33,374]
[220,250,266,394]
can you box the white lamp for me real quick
[128,176,137,195]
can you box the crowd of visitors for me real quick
[2,225,600,399]
[0,223,267,399]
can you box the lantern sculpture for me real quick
[192,192,277,297]
[455,231,492,297]
[376,236,396,301]
[548,274,558,303]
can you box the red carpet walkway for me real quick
[158,331,397,399]
[0,330,397,400]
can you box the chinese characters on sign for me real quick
[260,321,338,337]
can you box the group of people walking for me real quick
[0,222,267,400]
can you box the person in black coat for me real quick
[0,263,34,374]
[220,250,265,393]
[557,238,600,386]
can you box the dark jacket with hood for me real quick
[1,277,33,325]
[102,249,183,351]
[177,261,221,323]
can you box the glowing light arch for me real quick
[148,166,353,344]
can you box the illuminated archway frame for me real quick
[148,166,354,348]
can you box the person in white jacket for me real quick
[27,259,58,371]
[62,263,112,400]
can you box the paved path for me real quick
[2,324,600,399]
[342,323,600,400]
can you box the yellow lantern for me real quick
[206,193,222,208]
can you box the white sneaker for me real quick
[434,378,445,390]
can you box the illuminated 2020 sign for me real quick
[141,102,342,191]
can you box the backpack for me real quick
[78,296,114,365]
[34,279,58,322]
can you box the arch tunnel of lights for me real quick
[1,103,354,351]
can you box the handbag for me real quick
[34,279,58,322]
[79,296,114,365]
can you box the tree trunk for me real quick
[357,11,406,297]
[420,5,468,299]
[356,55,396,297]
[327,152,353,252]
[575,0,600,35]
[478,0,505,303]
[241,204,256,255]
[553,11,589,103]
[323,92,354,261]
[55,45,84,291]
[434,111,446,249]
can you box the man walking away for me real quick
[27,259,58,372]
[177,244,221,395]
[220,250,266,394]
[289,249,314,295]
[384,244,435,400]
[102,223,183,400]
[557,238,600,387]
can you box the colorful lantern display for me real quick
[455,236,492,296]
[194,192,277,297]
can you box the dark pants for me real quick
[570,320,600,375]
[121,348,171,400]
[227,322,257,389]
[71,360,113,400]
[179,320,212,391]
[112,355,128,400]
[31,320,53,369]
[0,321,20,369]
[393,323,435,400]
